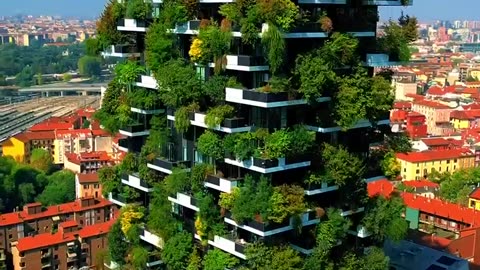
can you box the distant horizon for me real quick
[0,0,478,21]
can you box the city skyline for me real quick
[0,0,478,21]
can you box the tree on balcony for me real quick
[96,0,128,48]
[162,231,193,270]
[98,165,121,197]
[107,221,129,266]
[362,194,407,243]
[202,249,239,270]
[321,143,365,187]
[245,242,304,270]
[125,0,153,21]
[148,183,179,241]
[146,21,179,75]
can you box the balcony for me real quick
[205,174,240,193]
[341,207,365,217]
[140,227,165,248]
[363,0,413,6]
[147,157,191,174]
[118,138,129,153]
[117,18,150,32]
[121,172,153,192]
[208,235,247,259]
[40,250,51,258]
[306,119,390,133]
[101,45,141,58]
[298,0,346,3]
[224,211,320,237]
[108,192,126,207]
[225,87,331,108]
[168,192,199,211]
[304,182,339,196]
[207,55,268,72]
[119,123,150,137]
[364,53,402,67]
[167,111,251,133]
[134,74,158,90]
[172,20,201,34]
[348,225,372,238]
[224,156,311,174]
[146,254,163,267]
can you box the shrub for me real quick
[263,129,291,159]
[261,24,285,74]
[174,103,199,133]
[126,0,152,20]
[197,130,224,160]
[145,21,178,73]
[205,105,235,128]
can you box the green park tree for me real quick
[36,170,75,206]
[30,148,53,173]
[78,56,102,77]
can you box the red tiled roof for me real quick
[77,173,99,183]
[0,198,112,227]
[367,178,395,198]
[413,99,450,109]
[65,151,111,165]
[402,180,439,189]
[427,85,446,96]
[421,137,463,147]
[401,192,480,226]
[450,110,480,120]
[393,101,412,110]
[29,122,73,132]
[55,129,92,139]
[59,220,78,229]
[396,148,474,163]
[15,220,114,252]
[13,131,55,142]
[462,103,480,110]
[91,129,109,137]
[405,93,425,100]
[469,188,480,200]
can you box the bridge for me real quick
[18,83,106,96]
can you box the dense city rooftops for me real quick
[13,131,55,142]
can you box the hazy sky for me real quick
[0,0,478,21]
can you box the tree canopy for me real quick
[30,148,53,173]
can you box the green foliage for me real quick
[85,38,102,56]
[0,43,85,77]
[197,192,222,240]
[157,59,204,108]
[97,0,128,47]
[218,187,239,210]
[317,208,352,250]
[119,153,138,174]
[263,129,291,159]
[257,0,299,31]
[381,151,401,180]
[385,133,412,153]
[294,52,336,102]
[130,246,149,269]
[174,103,199,133]
[261,24,285,74]
[203,75,228,104]
[398,14,419,43]
[30,149,53,173]
[145,21,178,73]
[245,242,304,270]
[162,231,193,270]
[231,175,273,223]
[268,184,305,223]
[362,195,408,242]
[187,249,202,270]
[287,125,315,156]
[338,248,389,270]
[98,166,120,197]
[321,143,365,186]
[197,23,232,74]
[107,221,129,265]
[429,167,480,205]
[127,87,162,110]
[78,55,102,77]
[320,33,359,66]
[203,249,239,270]
[94,80,124,133]
[115,60,145,90]
[335,68,393,129]
[205,105,235,128]
[36,170,75,206]
[379,17,418,62]
[191,163,213,194]
[164,168,190,195]
[158,0,188,28]
[148,183,179,241]
[125,0,152,20]
[197,130,224,160]
[15,66,35,87]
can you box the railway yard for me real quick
[0,96,100,142]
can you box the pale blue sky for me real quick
[0,0,478,21]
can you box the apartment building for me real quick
[75,173,102,199]
[11,220,113,270]
[64,152,113,174]
[451,110,480,130]
[412,99,454,135]
[0,197,115,262]
[101,0,412,265]
[54,129,94,164]
[2,131,55,163]
[396,149,475,180]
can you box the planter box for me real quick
[243,90,289,103]
[222,117,246,128]
[289,22,324,33]
[120,123,147,133]
[118,138,129,149]
[234,243,245,254]
[188,112,195,121]
[152,157,191,171]
[206,175,221,186]
[224,211,289,232]
[205,174,240,193]
[285,155,310,165]
[253,157,279,168]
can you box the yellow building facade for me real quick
[2,137,27,162]
[396,150,475,180]
[468,188,480,210]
